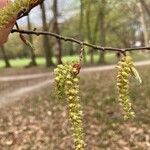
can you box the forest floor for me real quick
[0,62,150,149]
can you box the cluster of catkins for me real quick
[0,0,38,29]
[117,55,141,120]
[54,62,85,150]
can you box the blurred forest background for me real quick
[0,1,150,149]
[0,0,150,68]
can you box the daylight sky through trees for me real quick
[17,0,80,26]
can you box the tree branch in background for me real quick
[11,29,150,55]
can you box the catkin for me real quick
[54,62,85,150]
[117,55,135,120]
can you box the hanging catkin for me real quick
[54,62,85,150]
[117,55,142,120]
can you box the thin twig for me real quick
[11,29,150,54]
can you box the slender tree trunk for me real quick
[92,11,100,44]
[80,0,87,64]
[139,0,150,17]
[86,0,93,64]
[70,42,74,56]
[80,0,84,31]
[99,0,106,64]
[27,15,37,66]
[138,2,149,46]
[40,3,54,67]
[52,0,62,64]
[1,46,11,68]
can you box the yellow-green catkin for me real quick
[117,55,135,120]
[54,62,85,150]
[0,0,37,29]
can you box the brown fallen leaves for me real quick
[0,66,150,149]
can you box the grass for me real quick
[0,51,150,68]
[0,65,150,149]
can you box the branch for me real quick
[11,29,150,54]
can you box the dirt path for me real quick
[82,60,150,72]
[0,72,51,82]
[0,79,53,107]
[1,60,150,82]
[0,60,150,107]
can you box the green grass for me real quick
[0,52,150,68]
[0,57,45,68]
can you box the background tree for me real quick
[0,45,11,68]
[139,0,150,17]
[52,0,62,64]
[27,15,37,66]
[98,0,107,64]
[138,2,149,46]
[79,0,87,63]
[40,2,54,67]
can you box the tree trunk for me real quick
[27,15,37,66]
[40,3,54,67]
[139,0,150,17]
[99,0,106,64]
[86,0,93,64]
[138,2,149,46]
[70,42,74,56]
[80,0,87,64]
[52,0,62,64]
[0,46,11,68]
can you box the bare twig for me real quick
[11,29,150,54]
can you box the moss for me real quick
[0,0,37,29]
